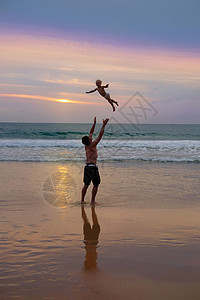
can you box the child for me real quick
[86,79,119,112]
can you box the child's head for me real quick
[82,135,90,146]
[96,79,102,87]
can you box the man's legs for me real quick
[81,184,89,203]
[91,185,99,204]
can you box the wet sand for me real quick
[0,161,200,299]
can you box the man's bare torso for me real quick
[85,144,98,164]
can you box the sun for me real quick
[57,99,69,103]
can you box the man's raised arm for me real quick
[91,118,109,146]
[89,117,96,138]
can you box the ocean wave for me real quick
[1,123,200,140]
[0,139,200,148]
[0,139,200,163]
[0,157,199,163]
[0,139,81,148]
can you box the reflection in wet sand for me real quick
[1,161,200,299]
[81,206,100,272]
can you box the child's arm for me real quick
[102,84,109,88]
[86,88,97,94]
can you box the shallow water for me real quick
[0,161,200,299]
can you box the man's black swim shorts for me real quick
[83,165,101,186]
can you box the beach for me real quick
[1,0,200,297]
[1,160,200,299]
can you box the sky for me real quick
[0,0,200,123]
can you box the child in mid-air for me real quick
[86,79,119,112]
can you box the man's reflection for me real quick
[81,205,100,272]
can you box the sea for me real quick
[0,123,200,163]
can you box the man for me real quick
[81,117,109,204]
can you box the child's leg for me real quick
[107,99,115,112]
[105,94,118,106]
[111,98,119,106]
